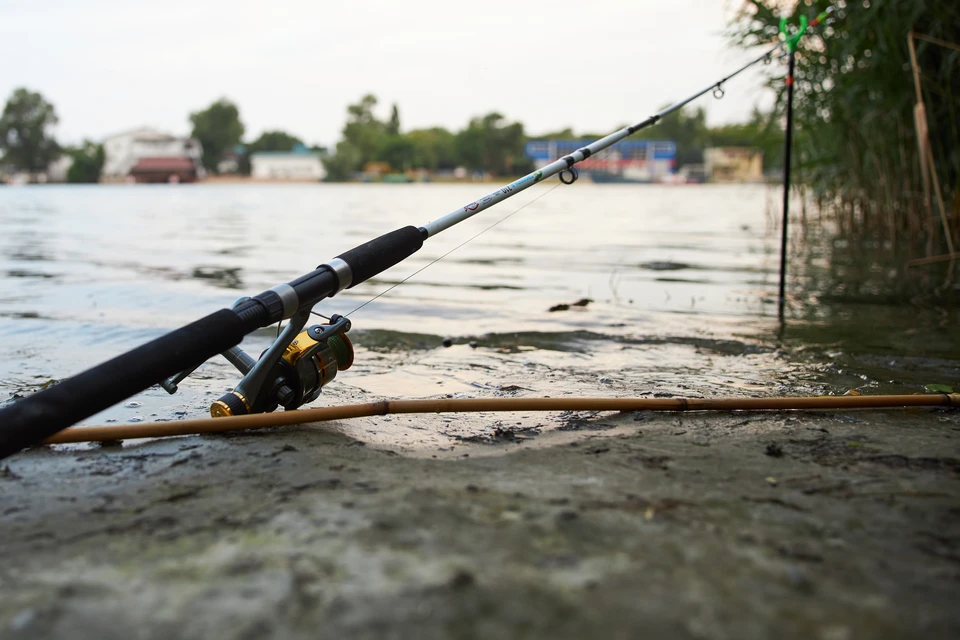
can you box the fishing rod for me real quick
[0,16,827,460]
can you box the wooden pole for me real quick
[42,393,959,445]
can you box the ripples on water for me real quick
[0,183,956,426]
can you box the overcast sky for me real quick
[0,0,777,147]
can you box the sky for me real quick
[0,0,778,148]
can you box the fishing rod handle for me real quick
[283,225,425,311]
[0,309,252,459]
[332,225,425,288]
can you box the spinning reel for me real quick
[161,301,354,417]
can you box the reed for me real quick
[732,0,959,279]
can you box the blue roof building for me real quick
[525,139,676,183]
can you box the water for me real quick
[0,183,957,429]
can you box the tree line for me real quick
[320,94,786,180]
[0,87,785,183]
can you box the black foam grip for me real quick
[335,226,424,288]
[0,309,249,459]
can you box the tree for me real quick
[0,88,60,174]
[386,103,401,136]
[324,94,388,178]
[636,105,709,166]
[378,134,415,172]
[189,98,244,173]
[248,130,303,153]
[454,113,530,175]
[66,141,105,183]
[408,127,457,171]
[240,130,304,174]
[322,141,362,181]
[531,127,576,140]
[342,94,386,163]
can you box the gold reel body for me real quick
[211,322,354,417]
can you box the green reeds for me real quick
[732,0,959,278]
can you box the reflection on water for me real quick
[0,183,956,425]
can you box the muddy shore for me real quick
[1,396,958,639]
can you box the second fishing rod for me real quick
[0,26,817,460]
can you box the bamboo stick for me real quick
[927,143,957,258]
[913,33,960,54]
[908,33,935,246]
[908,31,957,259]
[42,394,960,445]
[907,252,960,267]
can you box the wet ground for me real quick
[2,398,958,639]
[1,184,958,637]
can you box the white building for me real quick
[46,155,74,182]
[250,150,325,181]
[704,147,764,183]
[102,127,203,179]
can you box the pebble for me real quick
[786,566,815,594]
[9,609,34,631]
[123,401,142,408]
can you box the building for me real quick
[217,145,246,175]
[102,128,203,180]
[525,139,676,183]
[704,147,764,183]
[46,155,73,183]
[250,148,325,181]
[2,156,71,184]
[129,157,199,183]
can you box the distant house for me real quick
[250,147,325,181]
[217,144,245,175]
[102,128,203,181]
[129,157,199,183]
[46,155,73,183]
[704,147,764,183]
[1,157,71,184]
[526,139,676,183]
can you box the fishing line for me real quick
[343,180,565,318]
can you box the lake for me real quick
[0,182,957,431]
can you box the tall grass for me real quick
[731,0,959,273]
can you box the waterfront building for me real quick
[250,147,326,181]
[102,128,203,181]
[525,139,677,183]
[704,147,764,183]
